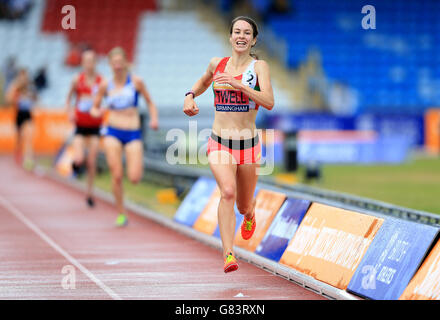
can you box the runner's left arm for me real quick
[90,80,107,118]
[133,75,158,130]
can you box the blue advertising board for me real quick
[255,198,311,262]
[347,218,439,300]
[298,136,410,164]
[174,177,217,227]
[267,113,355,132]
[355,113,425,146]
[266,112,425,147]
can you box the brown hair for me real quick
[229,16,259,59]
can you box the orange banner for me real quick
[234,189,286,252]
[425,108,440,154]
[0,107,16,152]
[279,203,383,289]
[33,109,73,154]
[400,240,440,300]
[193,187,221,235]
[0,107,74,154]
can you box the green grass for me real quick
[36,155,180,219]
[191,155,440,214]
[89,172,180,218]
[296,156,440,214]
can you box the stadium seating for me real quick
[262,0,440,113]
[0,0,156,107]
[0,1,292,111]
[0,0,70,107]
[134,11,229,110]
[42,0,157,62]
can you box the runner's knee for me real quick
[220,185,236,202]
[112,172,123,185]
[74,153,85,165]
[128,173,142,184]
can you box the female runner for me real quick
[65,50,103,207]
[7,68,37,170]
[91,47,159,226]
[183,16,274,273]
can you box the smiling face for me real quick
[108,48,128,75]
[229,19,257,54]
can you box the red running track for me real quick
[0,156,325,300]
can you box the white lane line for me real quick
[0,195,122,300]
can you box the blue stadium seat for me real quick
[263,0,440,113]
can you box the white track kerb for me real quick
[35,165,359,301]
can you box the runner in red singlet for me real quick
[65,50,103,208]
[183,16,275,273]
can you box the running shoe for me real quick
[72,162,85,177]
[115,213,128,227]
[22,158,34,171]
[241,214,256,240]
[224,252,238,273]
[86,196,95,208]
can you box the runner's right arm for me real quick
[183,57,221,117]
[90,80,108,118]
